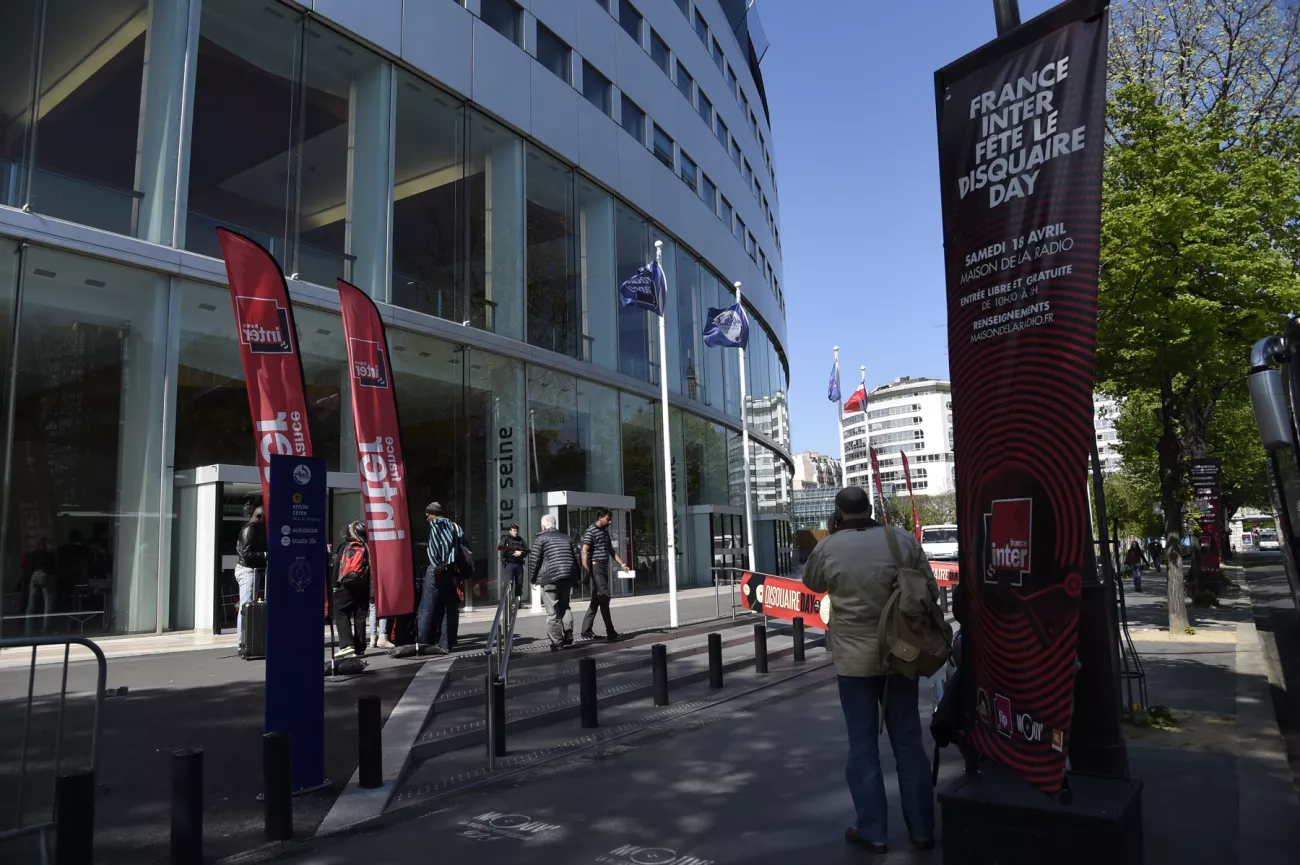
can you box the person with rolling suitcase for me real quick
[235,504,267,659]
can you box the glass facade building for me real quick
[0,0,791,637]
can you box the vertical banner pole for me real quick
[860,366,875,512]
[834,348,846,487]
[655,241,679,628]
[735,282,758,574]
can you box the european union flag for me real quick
[619,260,667,317]
[702,303,749,349]
[828,359,841,402]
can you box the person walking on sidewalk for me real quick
[1125,540,1146,593]
[331,521,370,658]
[417,502,464,655]
[802,486,937,854]
[499,524,529,600]
[529,514,577,651]
[580,508,628,642]
[234,505,266,658]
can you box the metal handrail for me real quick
[0,636,107,860]
[710,566,792,622]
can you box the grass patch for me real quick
[1126,704,1180,730]
[1184,625,1197,635]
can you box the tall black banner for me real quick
[935,0,1108,797]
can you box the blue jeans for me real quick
[836,674,935,845]
[416,564,458,650]
[234,566,258,645]
[1130,563,1142,591]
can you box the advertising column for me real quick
[935,0,1109,797]
[1190,457,1223,586]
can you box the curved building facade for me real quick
[0,0,791,636]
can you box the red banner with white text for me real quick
[740,572,829,628]
[337,279,415,617]
[216,228,313,510]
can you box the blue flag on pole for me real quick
[828,358,841,402]
[702,303,749,348]
[619,260,667,316]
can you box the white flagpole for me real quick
[861,366,876,514]
[654,241,679,628]
[834,347,846,487]
[736,282,758,573]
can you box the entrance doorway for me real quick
[531,491,636,602]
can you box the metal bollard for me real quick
[263,732,293,841]
[579,658,599,728]
[358,696,382,789]
[491,678,507,757]
[754,624,768,674]
[171,749,204,865]
[708,632,724,689]
[652,644,669,706]
[793,616,806,663]
[54,769,95,865]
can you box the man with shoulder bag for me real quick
[418,501,469,655]
[802,486,948,855]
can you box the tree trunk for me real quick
[1158,376,1188,632]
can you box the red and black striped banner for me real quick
[934,0,1109,798]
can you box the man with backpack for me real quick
[802,486,943,855]
[418,501,466,654]
[331,521,371,659]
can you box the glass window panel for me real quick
[528,367,586,493]
[593,0,609,9]
[711,38,724,73]
[620,94,645,143]
[748,232,757,261]
[719,281,739,417]
[619,0,642,43]
[673,0,688,16]
[743,159,753,189]
[649,29,669,74]
[186,0,303,269]
[525,146,579,358]
[700,270,725,409]
[675,248,704,402]
[652,125,673,170]
[715,116,728,149]
[679,151,697,193]
[467,111,525,340]
[750,110,758,135]
[726,63,737,98]
[742,92,750,118]
[696,89,712,127]
[535,23,570,84]
[720,196,732,229]
[5,247,168,636]
[734,215,744,242]
[27,0,157,236]
[675,62,692,102]
[296,21,392,288]
[694,10,709,44]
[730,139,741,171]
[577,178,618,370]
[391,72,466,323]
[481,0,523,46]
[579,379,622,494]
[701,173,716,213]
[621,392,665,593]
[0,0,39,209]
[582,61,611,115]
[616,204,651,381]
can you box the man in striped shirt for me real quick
[580,508,629,641]
[418,501,463,653]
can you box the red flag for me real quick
[869,447,887,525]
[843,385,867,413]
[337,279,415,617]
[216,228,313,509]
[901,451,922,542]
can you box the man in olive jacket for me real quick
[802,486,938,854]
[528,514,576,651]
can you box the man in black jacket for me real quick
[235,505,266,656]
[529,514,576,651]
[499,524,529,600]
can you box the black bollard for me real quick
[579,657,599,728]
[793,616,806,663]
[358,696,382,789]
[171,749,203,865]
[652,643,669,706]
[708,632,724,689]
[754,624,768,674]
[491,678,507,757]
[263,732,292,841]
[54,769,95,865]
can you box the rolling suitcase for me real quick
[240,570,267,660]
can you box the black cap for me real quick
[834,486,872,517]
[508,523,519,530]
[425,501,443,515]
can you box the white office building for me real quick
[842,377,955,502]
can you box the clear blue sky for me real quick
[761,0,1061,457]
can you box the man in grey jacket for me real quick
[803,486,938,854]
[529,514,576,651]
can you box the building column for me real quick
[345,61,393,296]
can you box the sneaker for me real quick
[606,631,620,642]
[549,644,562,653]
[369,633,379,649]
[910,837,935,851]
[561,634,574,646]
[845,828,887,854]
[377,636,395,649]
[334,646,356,660]
[580,631,596,640]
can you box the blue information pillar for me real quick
[266,454,327,790]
